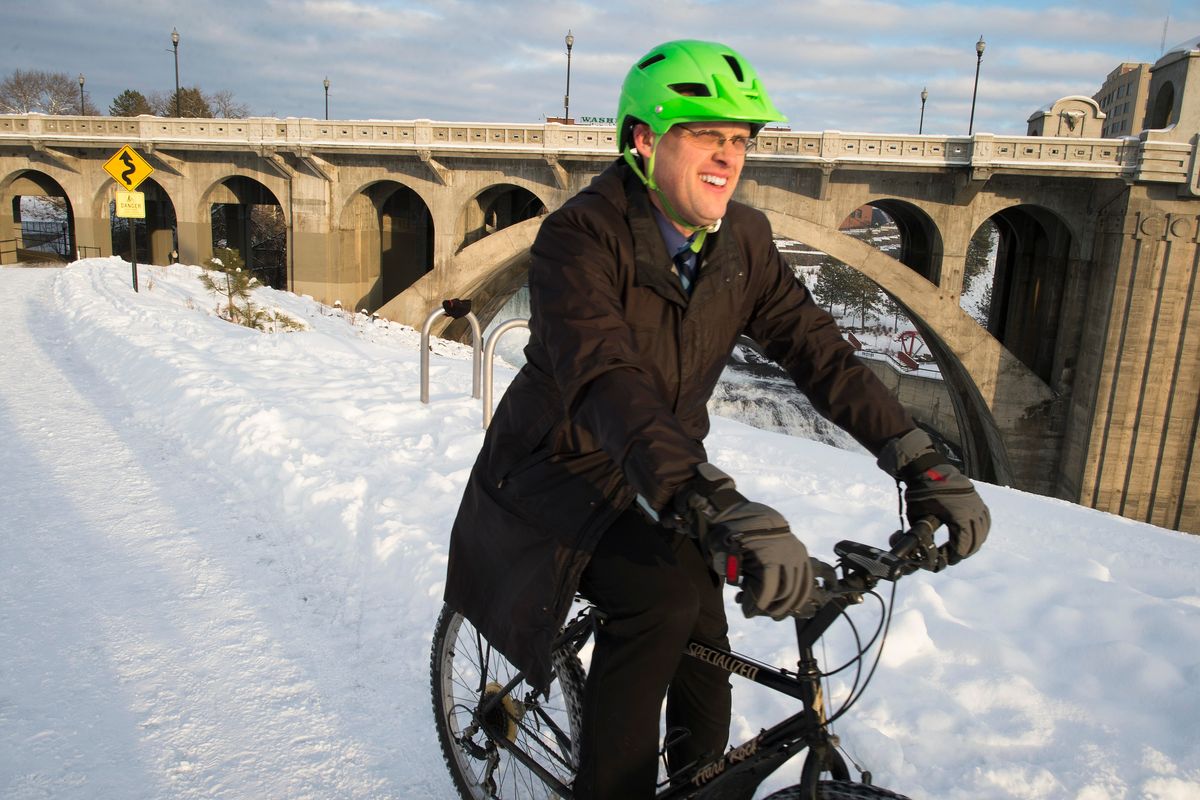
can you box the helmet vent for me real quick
[668,83,710,97]
[723,55,745,82]
[639,53,667,70]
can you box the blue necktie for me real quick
[674,247,698,293]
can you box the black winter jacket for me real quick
[444,160,914,689]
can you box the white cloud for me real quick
[1,0,1196,132]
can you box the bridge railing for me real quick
[0,114,1191,186]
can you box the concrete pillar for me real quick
[149,227,174,265]
[73,213,112,260]
[177,220,210,266]
[1069,188,1200,532]
[0,195,15,264]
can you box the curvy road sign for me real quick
[103,144,155,191]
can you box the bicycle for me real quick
[430,518,948,799]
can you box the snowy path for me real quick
[4,260,1200,799]
[0,268,449,799]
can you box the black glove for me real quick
[877,429,990,566]
[675,463,812,620]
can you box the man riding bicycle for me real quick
[444,39,990,800]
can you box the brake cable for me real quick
[825,580,899,726]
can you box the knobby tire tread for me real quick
[430,603,583,799]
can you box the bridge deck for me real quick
[2,114,1193,185]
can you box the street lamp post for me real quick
[968,36,985,135]
[919,86,928,134]
[171,27,181,117]
[324,77,330,120]
[563,30,574,123]
[78,74,85,115]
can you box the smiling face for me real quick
[633,120,750,235]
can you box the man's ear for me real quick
[632,123,655,160]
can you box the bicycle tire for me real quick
[430,603,584,799]
[762,780,913,800]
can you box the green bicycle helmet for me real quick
[616,39,786,153]
[616,40,786,240]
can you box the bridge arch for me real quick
[763,208,1059,485]
[337,180,434,312]
[1148,80,1177,129]
[94,177,178,266]
[974,204,1074,385]
[200,174,289,289]
[375,215,544,339]
[387,204,1054,486]
[1,168,76,262]
[842,198,943,285]
[455,182,548,253]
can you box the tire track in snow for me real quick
[0,268,405,799]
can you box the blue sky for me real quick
[3,0,1196,135]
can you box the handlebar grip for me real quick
[888,516,945,572]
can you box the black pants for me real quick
[573,507,732,800]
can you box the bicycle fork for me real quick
[794,648,851,795]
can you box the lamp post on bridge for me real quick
[919,86,928,134]
[171,27,181,117]
[968,35,985,135]
[78,74,85,115]
[563,30,574,123]
[324,76,330,120]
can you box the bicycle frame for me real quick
[474,590,865,800]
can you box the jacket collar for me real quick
[588,160,745,311]
[621,165,691,308]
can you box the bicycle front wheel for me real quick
[430,603,584,799]
[762,780,913,800]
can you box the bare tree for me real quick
[1,69,99,115]
[147,86,248,118]
[208,89,249,119]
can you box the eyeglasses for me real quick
[675,127,757,153]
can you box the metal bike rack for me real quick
[420,306,483,404]
[481,318,530,429]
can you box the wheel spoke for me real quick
[432,604,586,799]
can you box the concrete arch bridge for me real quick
[2,113,1199,532]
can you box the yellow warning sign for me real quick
[104,145,155,191]
[114,190,146,219]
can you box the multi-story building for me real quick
[1028,37,1198,139]
[1093,62,1152,137]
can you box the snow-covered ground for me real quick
[2,259,1198,800]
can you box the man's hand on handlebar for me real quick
[877,429,990,567]
[673,463,813,620]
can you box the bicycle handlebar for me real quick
[780,516,944,620]
[836,515,944,582]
